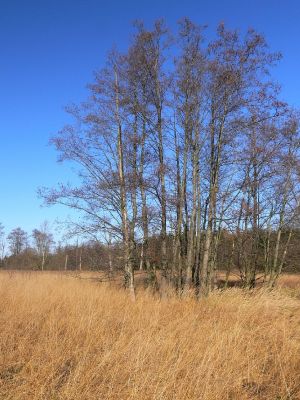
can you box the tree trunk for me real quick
[185,127,199,293]
[115,68,135,300]
[64,254,68,271]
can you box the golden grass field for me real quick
[0,271,300,399]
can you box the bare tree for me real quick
[32,221,54,271]
[7,227,28,256]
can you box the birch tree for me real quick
[32,221,54,271]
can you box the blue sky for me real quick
[1,0,300,239]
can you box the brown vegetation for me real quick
[0,271,300,399]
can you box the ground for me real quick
[0,271,300,399]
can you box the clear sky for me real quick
[1,0,300,239]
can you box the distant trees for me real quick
[0,223,55,270]
[40,19,300,296]
[1,223,116,272]
[0,223,5,265]
[7,227,28,256]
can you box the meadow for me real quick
[0,271,300,399]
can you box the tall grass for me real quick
[0,271,300,399]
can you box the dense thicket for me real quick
[36,19,300,296]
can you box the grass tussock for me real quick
[0,272,300,400]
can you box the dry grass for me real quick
[0,272,300,399]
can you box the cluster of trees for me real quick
[36,19,300,297]
[0,221,126,272]
[0,222,54,270]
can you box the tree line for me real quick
[35,19,300,297]
[0,222,124,272]
[0,222,54,270]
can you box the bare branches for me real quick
[39,19,300,294]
